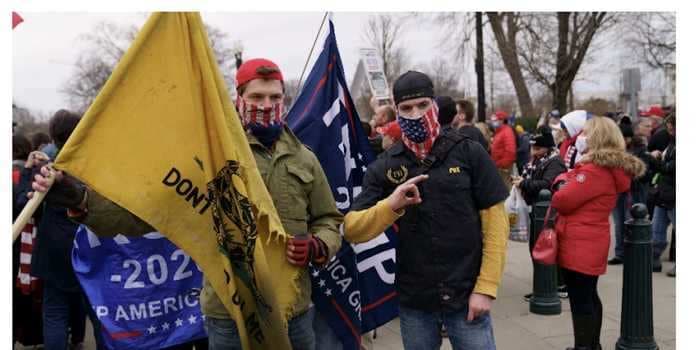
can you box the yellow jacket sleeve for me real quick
[473,201,509,299]
[343,199,403,243]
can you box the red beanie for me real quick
[235,58,284,88]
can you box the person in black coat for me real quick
[13,134,46,347]
[16,110,105,349]
[648,125,671,153]
[453,98,490,150]
[512,126,566,206]
[512,126,568,302]
[649,114,676,276]
[608,122,654,265]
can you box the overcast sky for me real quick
[12,12,667,116]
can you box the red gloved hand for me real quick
[286,235,329,267]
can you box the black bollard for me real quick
[616,204,658,350]
[529,189,562,315]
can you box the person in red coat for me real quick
[488,110,517,187]
[550,116,646,350]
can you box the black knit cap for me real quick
[435,95,457,126]
[392,71,434,105]
[530,126,556,148]
[619,123,634,138]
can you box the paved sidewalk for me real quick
[368,231,676,350]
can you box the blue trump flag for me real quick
[287,18,399,349]
[72,226,207,350]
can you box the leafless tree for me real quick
[432,12,476,65]
[518,12,612,114]
[487,12,614,116]
[420,58,463,98]
[486,12,537,118]
[62,21,239,112]
[13,102,50,136]
[61,22,137,112]
[625,12,675,69]
[485,43,517,114]
[283,78,301,108]
[432,13,520,114]
[363,14,410,84]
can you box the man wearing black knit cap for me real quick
[344,71,509,350]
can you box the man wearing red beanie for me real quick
[201,58,343,349]
[29,58,342,349]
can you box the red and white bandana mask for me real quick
[399,103,441,160]
[235,96,285,128]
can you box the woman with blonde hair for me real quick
[550,116,646,350]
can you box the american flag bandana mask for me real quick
[235,96,285,128]
[397,103,441,160]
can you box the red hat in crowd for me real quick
[235,58,284,88]
[492,110,509,120]
[640,105,665,118]
[377,121,402,140]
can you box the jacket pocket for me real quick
[277,163,313,224]
[286,163,314,185]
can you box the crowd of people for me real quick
[12,56,675,350]
[361,83,676,350]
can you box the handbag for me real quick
[532,206,557,265]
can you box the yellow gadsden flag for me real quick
[55,12,297,350]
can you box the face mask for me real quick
[575,135,588,154]
[249,124,283,148]
[395,102,441,160]
[235,96,285,129]
[489,120,502,130]
[397,116,429,143]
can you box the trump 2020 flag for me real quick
[72,226,206,349]
[287,17,399,350]
[55,12,296,350]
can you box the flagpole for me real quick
[294,12,329,103]
[12,170,55,242]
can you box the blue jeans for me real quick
[399,305,496,350]
[43,282,104,350]
[205,307,315,350]
[612,193,630,259]
[313,307,342,350]
[652,206,676,259]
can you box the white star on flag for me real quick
[147,325,157,334]
[175,318,184,327]
[325,288,332,296]
[161,322,170,331]
[318,279,326,287]
[312,269,319,278]
[188,315,198,324]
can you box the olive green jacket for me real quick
[79,126,343,320]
